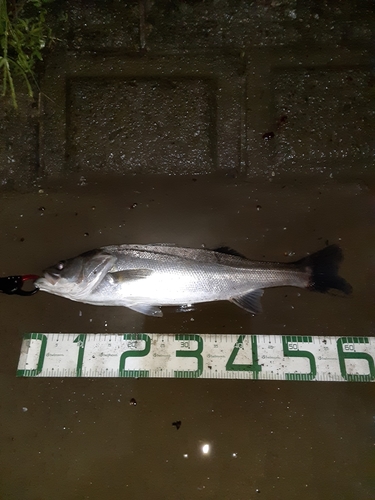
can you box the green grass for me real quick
[0,0,55,108]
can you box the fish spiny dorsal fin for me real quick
[213,247,248,259]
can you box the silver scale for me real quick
[17,333,375,382]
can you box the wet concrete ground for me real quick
[1,1,375,498]
[0,174,374,499]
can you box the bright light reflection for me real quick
[202,443,210,454]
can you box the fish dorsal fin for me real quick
[213,246,248,259]
[109,269,153,283]
[231,289,264,314]
[148,242,176,246]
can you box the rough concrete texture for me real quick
[1,0,374,184]
[67,77,216,175]
[41,52,243,177]
[271,66,375,171]
[0,95,39,189]
[0,1,374,499]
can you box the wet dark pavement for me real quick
[0,174,374,499]
[0,0,375,498]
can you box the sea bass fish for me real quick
[35,243,352,317]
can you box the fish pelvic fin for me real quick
[296,244,352,295]
[231,289,264,314]
[126,303,163,317]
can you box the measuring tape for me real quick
[16,333,375,382]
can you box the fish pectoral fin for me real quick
[231,289,264,314]
[109,269,153,283]
[126,303,163,317]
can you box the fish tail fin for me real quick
[296,244,352,295]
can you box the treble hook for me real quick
[0,275,39,296]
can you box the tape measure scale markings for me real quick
[16,333,375,382]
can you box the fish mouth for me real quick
[36,272,59,287]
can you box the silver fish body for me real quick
[35,243,352,317]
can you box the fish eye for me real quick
[56,261,65,270]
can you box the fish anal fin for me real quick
[126,303,163,317]
[110,269,153,283]
[231,289,264,314]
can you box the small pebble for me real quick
[262,131,274,140]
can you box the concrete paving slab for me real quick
[41,53,244,177]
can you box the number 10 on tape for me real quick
[17,333,375,382]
